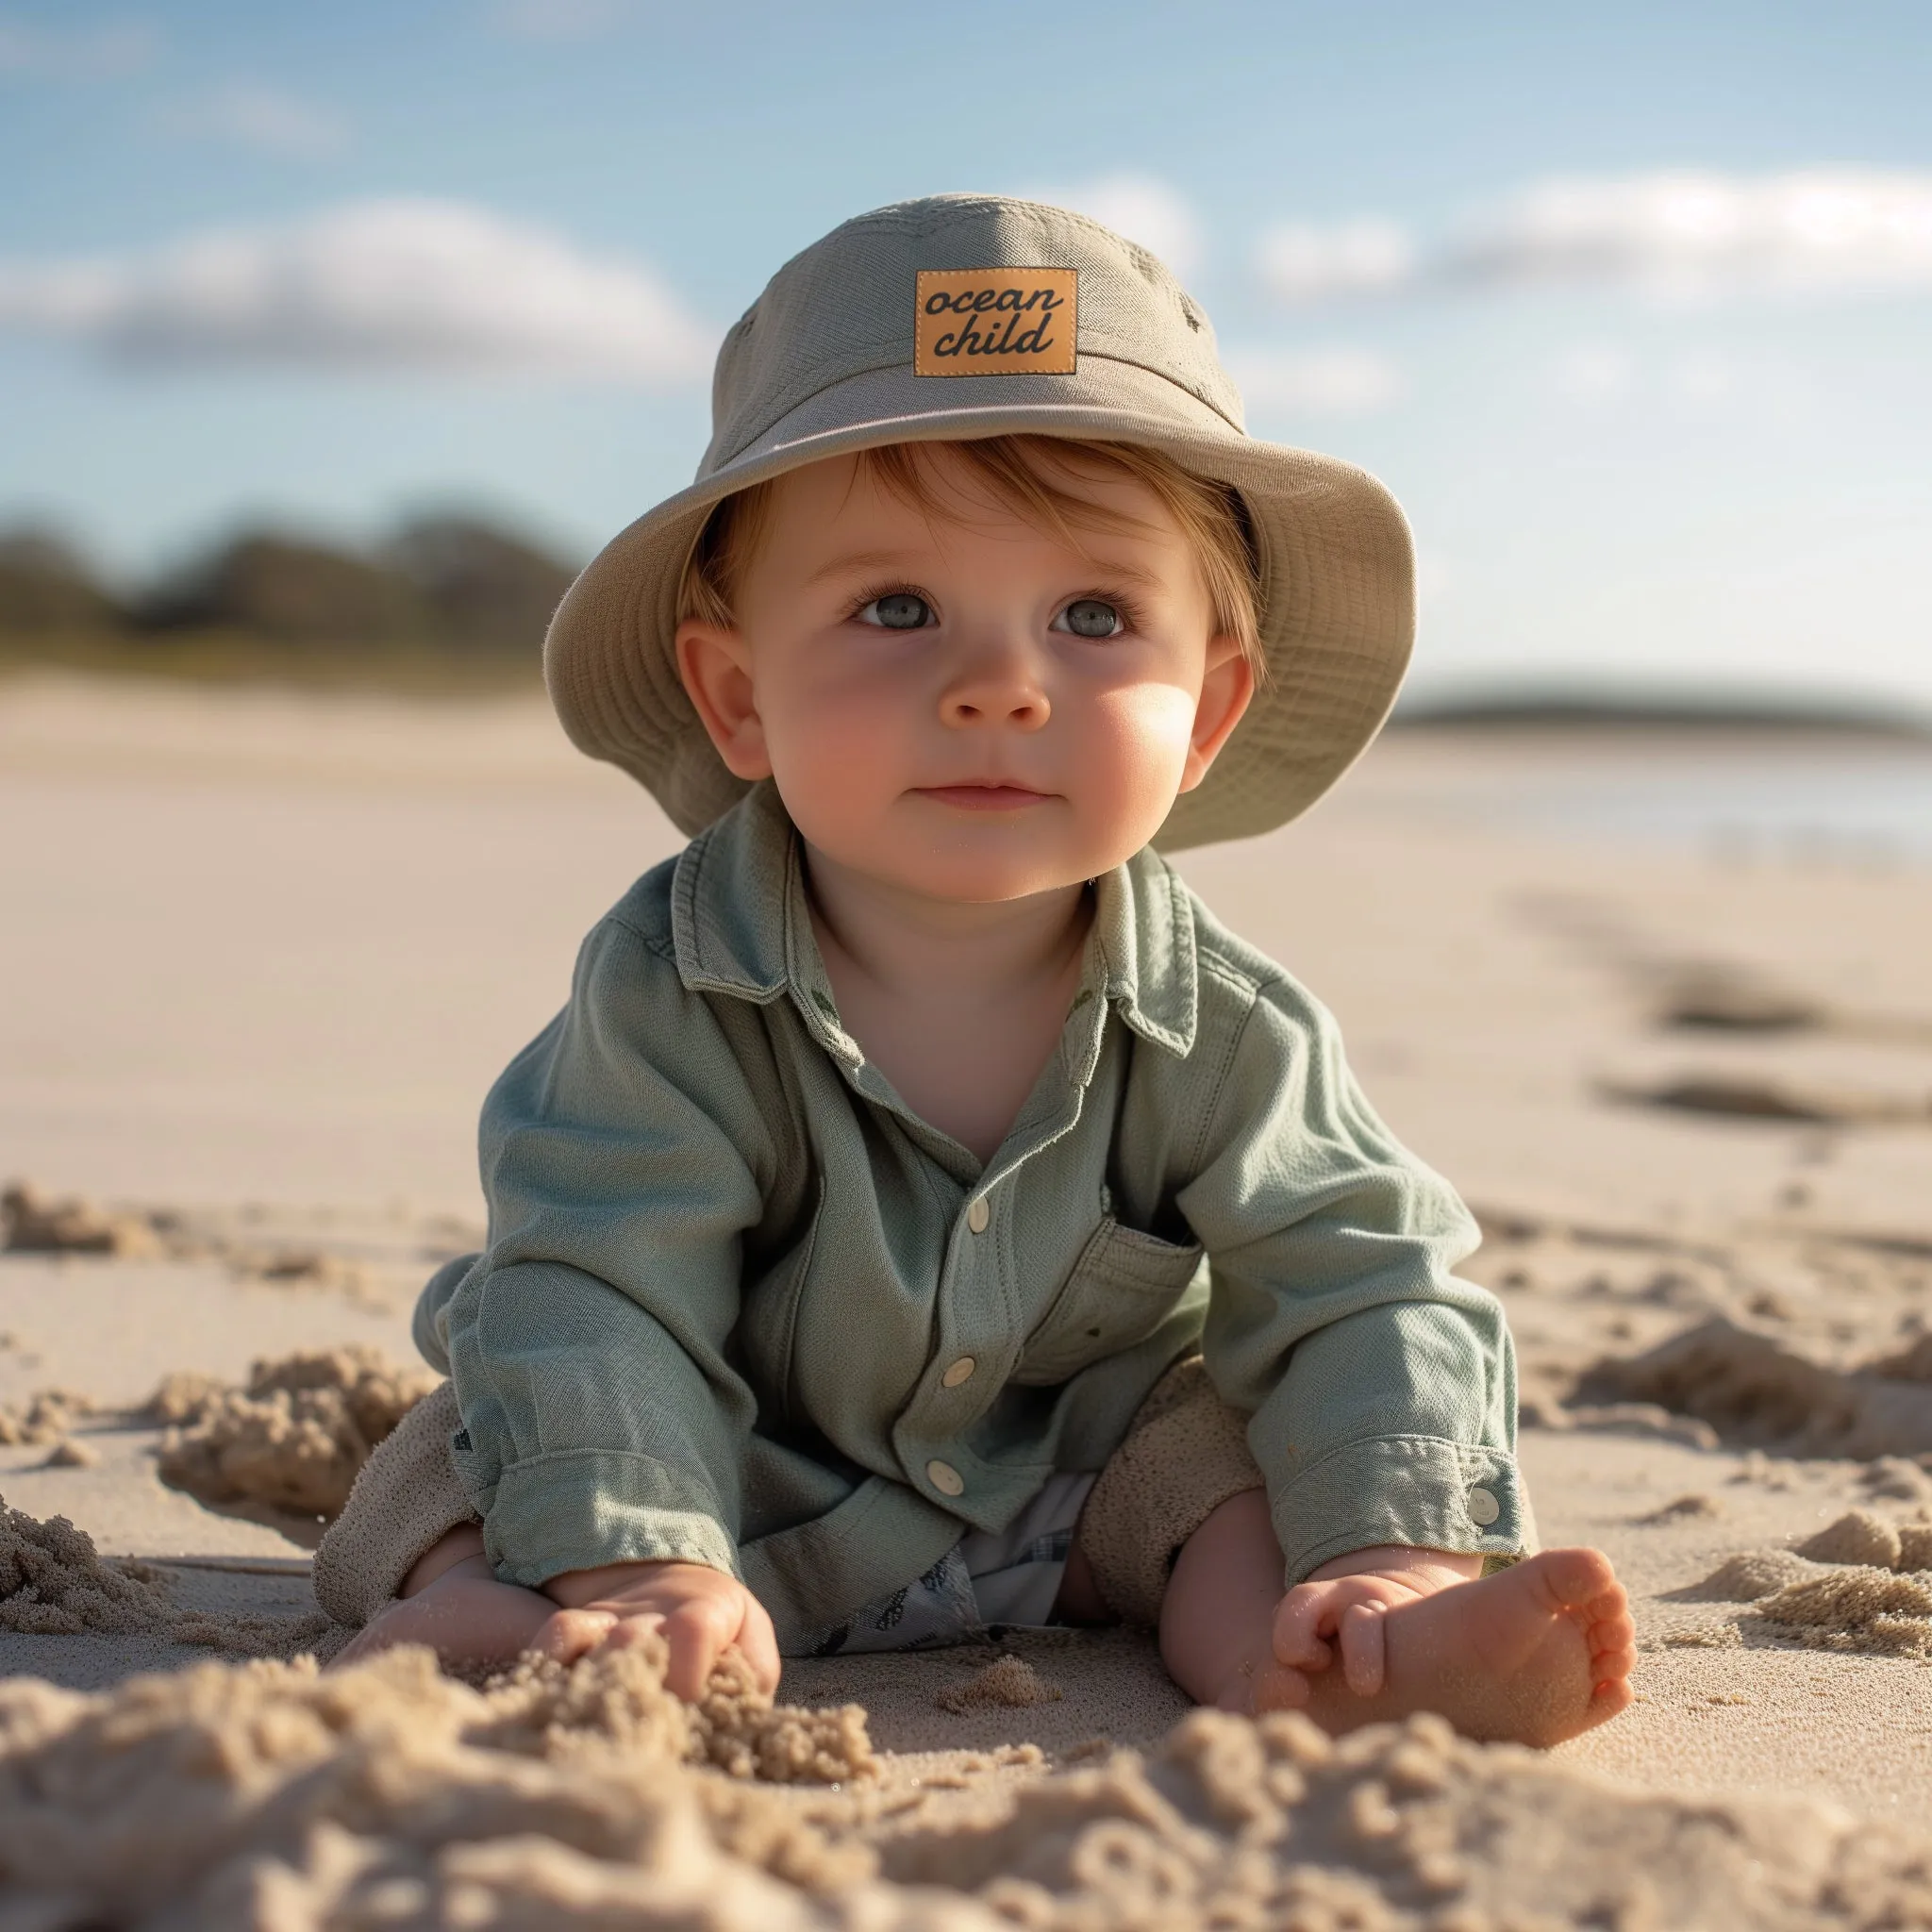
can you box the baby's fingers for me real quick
[529,1607,619,1665]
[735,1593,783,1697]
[657,1594,742,1702]
[1337,1601,1388,1698]
[1272,1583,1346,1670]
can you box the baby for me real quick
[316,195,1634,1744]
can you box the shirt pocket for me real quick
[1011,1218,1207,1387]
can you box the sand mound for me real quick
[1,1177,159,1256]
[0,1493,175,1635]
[1637,1491,1721,1524]
[5,1649,1930,1930]
[1690,1548,1832,1602]
[0,1491,335,1655]
[1800,1509,1905,1569]
[1610,1073,1930,1124]
[1684,1515,1932,1660]
[938,1655,1063,1714]
[1576,1317,1932,1457]
[152,1346,440,1521]
[883,1707,1932,1931]
[1757,1569,1932,1658]
[1795,1509,1932,1574]
[0,1387,93,1446]
[1869,1332,1932,1382]
[0,1642,877,1930]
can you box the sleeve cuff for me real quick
[479,1447,741,1588]
[1268,1434,1527,1587]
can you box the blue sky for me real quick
[3,0,1930,708]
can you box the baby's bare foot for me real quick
[1258,1548,1635,1748]
[329,1555,618,1673]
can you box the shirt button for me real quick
[1467,1486,1501,1526]
[966,1196,990,1234]
[941,1356,976,1388]
[926,1458,965,1497]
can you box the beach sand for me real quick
[4,673,1930,1926]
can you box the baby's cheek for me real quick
[765,693,907,827]
[1078,685,1198,817]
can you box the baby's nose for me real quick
[939,648,1051,730]
[941,680,1050,728]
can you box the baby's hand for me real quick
[543,1558,780,1702]
[1272,1544,1482,1698]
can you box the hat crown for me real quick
[701,193,1245,480]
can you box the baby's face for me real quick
[676,445,1252,904]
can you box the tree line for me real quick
[0,515,580,659]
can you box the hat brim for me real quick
[543,357,1414,851]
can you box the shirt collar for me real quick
[671,780,1198,1061]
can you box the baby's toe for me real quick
[1588,1674,1637,1724]
[1588,1607,1637,1657]
[1536,1547,1622,1610]
[1591,1631,1638,1680]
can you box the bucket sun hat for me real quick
[545,192,1415,851]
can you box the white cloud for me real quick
[1254,218,1414,304]
[0,200,714,383]
[0,15,156,77]
[1452,170,1932,296]
[160,83,349,160]
[1257,170,1932,308]
[1022,174,1201,278]
[1224,346,1406,416]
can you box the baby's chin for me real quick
[818,829,1125,907]
[785,789,1172,904]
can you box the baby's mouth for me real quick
[913,784,1053,812]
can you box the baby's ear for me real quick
[1177,636,1255,793]
[676,620,772,780]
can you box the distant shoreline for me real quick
[1391,690,1932,741]
[5,642,1929,744]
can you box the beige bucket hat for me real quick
[545,192,1414,851]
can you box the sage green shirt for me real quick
[430,783,1524,1652]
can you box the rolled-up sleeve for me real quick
[443,915,774,1589]
[1176,971,1524,1586]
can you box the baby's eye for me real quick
[1054,598,1124,639]
[857,591,934,630]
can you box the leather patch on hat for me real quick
[915,268,1076,377]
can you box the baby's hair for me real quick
[677,435,1263,675]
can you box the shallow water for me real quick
[1524,758,1932,859]
[1379,737,1932,862]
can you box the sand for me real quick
[4,674,1932,1924]
[936,1654,1065,1714]
[151,1344,440,1524]
[1,1634,1929,1928]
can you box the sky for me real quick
[2,0,1930,711]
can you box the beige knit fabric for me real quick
[1077,1355,1264,1628]
[310,1380,477,1628]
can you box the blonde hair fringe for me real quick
[676,436,1263,675]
